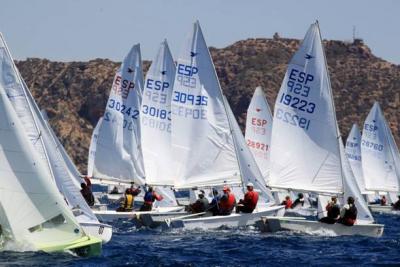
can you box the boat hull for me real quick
[368,204,399,214]
[80,222,112,244]
[284,207,317,217]
[93,206,185,223]
[37,236,102,257]
[257,216,384,237]
[162,205,285,230]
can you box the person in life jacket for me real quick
[189,190,209,213]
[218,186,236,216]
[84,176,92,190]
[280,196,293,209]
[392,195,400,210]
[338,196,358,226]
[139,186,163,211]
[116,189,134,212]
[319,196,341,224]
[208,188,221,216]
[80,182,95,207]
[130,182,141,197]
[291,193,305,209]
[380,195,387,206]
[236,182,259,213]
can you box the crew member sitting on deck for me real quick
[80,182,95,206]
[338,196,358,226]
[319,196,340,224]
[380,195,387,206]
[218,186,236,216]
[84,175,92,190]
[140,186,163,211]
[280,196,293,209]
[392,195,400,210]
[236,182,259,213]
[291,193,305,209]
[110,186,119,194]
[189,190,209,213]
[116,189,134,212]
[208,188,221,215]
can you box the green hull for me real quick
[38,236,102,257]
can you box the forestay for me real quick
[141,40,175,186]
[361,102,399,193]
[93,44,145,184]
[171,21,240,188]
[224,96,274,203]
[88,117,103,178]
[345,124,367,193]
[269,22,343,194]
[245,87,273,182]
[0,82,85,248]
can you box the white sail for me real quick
[141,40,175,186]
[171,21,240,188]
[88,117,103,178]
[0,82,85,249]
[269,22,342,194]
[361,102,399,192]
[345,124,367,193]
[93,44,145,184]
[340,141,374,224]
[224,96,274,203]
[245,86,273,182]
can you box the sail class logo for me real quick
[161,70,167,75]
[190,51,198,57]
[127,67,134,74]
[305,54,313,59]
[256,108,262,112]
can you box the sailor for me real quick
[338,196,358,226]
[236,182,259,213]
[80,183,95,207]
[380,195,387,206]
[319,196,340,224]
[116,188,134,212]
[140,186,163,211]
[130,182,141,197]
[208,188,221,215]
[280,196,293,209]
[110,186,119,194]
[291,193,305,209]
[392,195,400,210]
[83,175,92,190]
[218,186,236,215]
[189,190,209,213]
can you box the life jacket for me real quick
[122,194,133,210]
[343,204,357,225]
[326,204,340,219]
[282,199,292,209]
[244,190,259,211]
[219,192,236,213]
[144,191,155,204]
[380,198,387,206]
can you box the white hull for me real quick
[368,205,400,214]
[93,206,185,223]
[80,222,113,244]
[163,205,285,230]
[257,216,384,237]
[285,207,317,217]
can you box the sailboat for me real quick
[161,21,284,230]
[257,22,383,237]
[361,102,400,213]
[0,34,101,255]
[90,42,183,223]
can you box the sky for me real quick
[0,0,399,64]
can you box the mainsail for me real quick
[92,44,145,184]
[224,96,274,203]
[361,102,399,193]
[88,117,103,178]
[171,21,240,188]
[345,124,367,193]
[245,86,273,182]
[269,22,343,194]
[141,40,175,186]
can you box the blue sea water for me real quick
[1,213,399,266]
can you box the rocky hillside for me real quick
[15,36,400,173]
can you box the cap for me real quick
[246,182,254,187]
